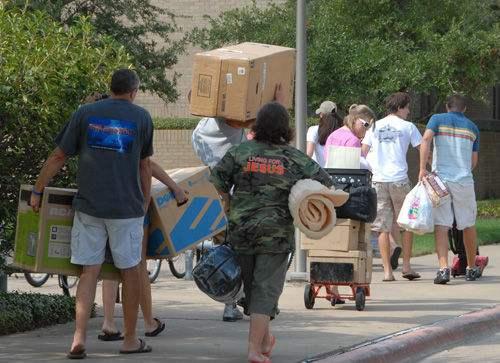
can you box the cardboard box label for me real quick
[197,74,212,98]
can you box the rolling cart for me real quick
[302,168,374,311]
[304,281,370,311]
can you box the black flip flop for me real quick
[402,272,421,281]
[145,318,165,337]
[67,346,86,359]
[391,246,402,270]
[98,330,124,341]
[119,338,152,354]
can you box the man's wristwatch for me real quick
[32,187,43,196]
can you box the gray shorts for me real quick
[70,211,144,269]
[237,253,289,318]
[434,182,477,230]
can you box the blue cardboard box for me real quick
[147,167,227,258]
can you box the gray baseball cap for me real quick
[315,101,337,115]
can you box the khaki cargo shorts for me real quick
[372,179,411,233]
[434,182,477,230]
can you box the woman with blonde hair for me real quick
[324,104,375,152]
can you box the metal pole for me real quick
[184,249,193,280]
[0,271,7,292]
[289,0,308,281]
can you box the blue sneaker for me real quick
[434,268,450,284]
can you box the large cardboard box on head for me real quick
[13,185,120,280]
[190,42,295,121]
[147,166,227,259]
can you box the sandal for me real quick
[390,246,402,270]
[145,318,165,337]
[119,338,152,354]
[67,345,86,359]
[402,271,421,281]
[382,276,396,282]
[98,330,124,341]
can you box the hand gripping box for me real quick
[146,166,227,259]
[13,185,120,279]
[190,42,295,121]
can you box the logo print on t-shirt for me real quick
[87,117,137,153]
[377,125,401,143]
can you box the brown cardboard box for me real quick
[301,219,360,251]
[13,185,120,279]
[190,42,295,121]
[308,251,370,284]
[147,166,227,258]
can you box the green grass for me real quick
[413,218,500,257]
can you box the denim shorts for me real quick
[70,211,144,269]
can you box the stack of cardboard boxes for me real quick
[301,219,373,284]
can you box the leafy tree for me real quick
[0,7,130,271]
[191,0,500,117]
[6,0,185,102]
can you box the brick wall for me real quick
[153,129,202,170]
[154,129,500,199]
[134,0,285,118]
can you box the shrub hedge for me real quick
[0,292,76,335]
[153,116,320,130]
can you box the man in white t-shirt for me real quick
[361,92,422,281]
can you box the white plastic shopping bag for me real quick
[397,182,434,235]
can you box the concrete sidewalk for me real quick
[1,244,499,363]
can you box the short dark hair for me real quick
[252,102,293,145]
[110,69,140,95]
[385,92,411,114]
[446,94,466,112]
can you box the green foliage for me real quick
[7,0,186,103]
[154,117,201,130]
[0,292,76,335]
[477,199,500,219]
[153,116,319,130]
[0,8,130,271]
[191,0,500,116]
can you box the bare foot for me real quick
[261,334,275,356]
[248,351,270,363]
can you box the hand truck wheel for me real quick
[355,287,366,311]
[304,283,315,310]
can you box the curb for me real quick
[305,304,500,363]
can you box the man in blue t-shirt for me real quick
[419,94,481,285]
[31,69,153,357]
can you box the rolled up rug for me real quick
[289,179,349,239]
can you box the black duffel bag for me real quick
[192,244,242,304]
[335,185,377,223]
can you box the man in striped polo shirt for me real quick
[419,94,481,284]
